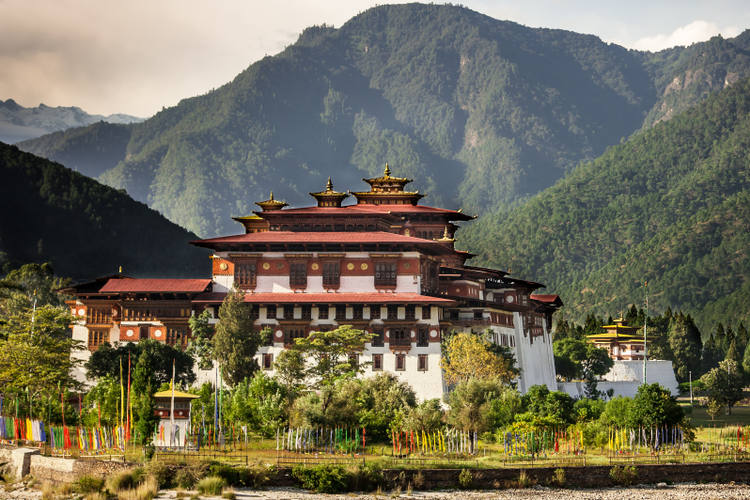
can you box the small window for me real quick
[283,304,294,319]
[421,306,431,320]
[371,326,384,347]
[266,305,276,319]
[390,327,410,347]
[375,262,397,287]
[417,327,429,347]
[318,304,329,320]
[405,305,416,321]
[301,305,312,320]
[234,261,257,289]
[263,353,273,370]
[474,310,484,320]
[387,305,398,320]
[284,327,306,345]
[322,261,340,288]
[352,305,363,320]
[249,305,259,320]
[395,353,406,371]
[88,329,107,351]
[336,305,347,320]
[372,353,383,371]
[418,354,428,372]
[290,262,307,288]
[370,306,381,319]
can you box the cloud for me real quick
[629,20,742,51]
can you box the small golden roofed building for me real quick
[587,318,645,361]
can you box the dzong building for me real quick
[64,165,561,400]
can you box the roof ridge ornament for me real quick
[384,163,391,177]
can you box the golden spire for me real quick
[269,191,274,200]
[384,163,391,177]
[255,191,287,211]
[326,177,333,191]
[437,226,455,243]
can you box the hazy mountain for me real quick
[0,142,208,280]
[461,77,750,330]
[17,4,750,238]
[0,98,143,144]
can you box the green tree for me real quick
[441,331,517,386]
[213,290,268,386]
[402,399,444,434]
[446,378,513,433]
[228,372,287,437]
[667,313,702,382]
[627,383,684,428]
[742,340,750,376]
[701,359,744,415]
[599,396,633,427]
[724,339,743,370]
[273,348,306,402]
[354,373,417,441]
[82,376,121,427]
[0,262,69,315]
[131,352,158,445]
[701,333,724,375]
[522,385,576,426]
[0,305,81,416]
[188,309,214,370]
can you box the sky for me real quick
[1,0,748,117]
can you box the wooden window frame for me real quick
[372,353,383,371]
[289,261,308,288]
[395,353,406,371]
[417,326,429,347]
[374,261,397,287]
[262,353,273,370]
[417,354,428,372]
[322,261,341,288]
[371,326,384,347]
[317,304,329,320]
[234,260,257,289]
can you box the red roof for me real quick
[530,294,562,305]
[193,231,449,247]
[257,204,474,219]
[193,292,456,305]
[99,278,212,293]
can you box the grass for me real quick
[196,476,226,496]
[116,475,159,500]
[681,403,750,426]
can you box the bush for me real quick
[348,464,383,491]
[145,461,174,489]
[553,468,565,486]
[458,468,472,489]
[208,463,240,486]
[517,470,531,488]
[609,465,638,485]
[196,476,226,496]
[106,470,137,492]
[73,475,104,494]
[292,464,348,493]
[117,475,158,500]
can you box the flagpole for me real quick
[643,281,648,385]
[170,358,175,448]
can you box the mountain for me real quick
[17,4,750,238]
[461,77,750,331]
[0,98,143,144]
[0,142,208,280]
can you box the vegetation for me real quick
[18,5,750,239]
[0,142,208,279]
[441,331,517,386]
[465,76,750,330]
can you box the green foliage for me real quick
[521,385,576,426]
[573,398,605,422]
[188,309,214,371]
[0,143,207,279]
[228,372,287,437]
[701,359,744,414]
[458,468,472,489]
[86,340,195,388]
[668,313,703,382]
[465,76,750,331]
[627,383,684,428]
[599,397,634,427]
[72,475,104,494]
[441,331,518,386]
[213,290,268,386]
[446,378,517,433]
[553,337,613,387]
[20,5,750,241]
[402,399,444,434]
[291,464,348,493]
[196,476,226,496]
[609,465,638,486]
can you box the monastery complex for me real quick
[64,165,562,400]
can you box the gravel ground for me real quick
[152,483,750,500]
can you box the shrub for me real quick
[348,464,382,491]
[458,468,472,489]
[609,465,638,486]
[117,475,158,500]
[106,470,137,493]
[73,475,104,494]
[553,468,565,486]
[291,464,348,493]
[518,470,531,488]
[143,444,155,461]
[208,463,239,486]
[145,461,174,489]
[196,476,226,496]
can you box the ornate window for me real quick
[317,304,329,320]
[234,261,257,289]
[418,354,428,371]
[88,329,107,351]
[374,262,397,287]
[390,327,411,347]
[405,305,416,321]
[371,326,384,347]
[266,305,276,319]
[370,306,381,319]
[417,326,429,347]
[283,327,306,345]
[421,306,431,320]
[372,354,383,371]
[262,353,273,370]
[395,353,406,371]
[352,305,363,320]
[322,261,340,288]
[289,262,307,288]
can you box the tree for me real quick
[273,349,306,403]
[131,352,158,445]
[213,290,268,386]
[403,399,444,434]
[627,383,684,428]
[522,384,575,426]
[441,331,517,386]
[188,309,214,370]
[0,262,69,316]
[0,305,81,416]
[701,333,724,375]
[82,376,121,427]
[742,340,750,377]
[667,313,702,382]
[354,373,417,441]
[446,378,512,433]
[228,372,287,437]
[552,337,612,397]
[701,359,744,415]
[600,397,634,427]
[724,339,743,370]
[86,340,195,388]
[291,325,373,390]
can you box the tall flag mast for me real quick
[643,280,648,385]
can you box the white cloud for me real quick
[628,20,742,51]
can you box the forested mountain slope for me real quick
[461,77,750,330]
[20,4,750,237]
[0,142,208,279]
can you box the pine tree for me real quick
[725,339,743,371]
[736,323,749,358]
[742,341,750,378]
[667,312,702,382]
[701,334,723,375]
[714,323,726,356]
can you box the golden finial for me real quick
[443,226,450,239]
[384,163,391,177]
[269,191,274,201]
[326,177,333,191]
